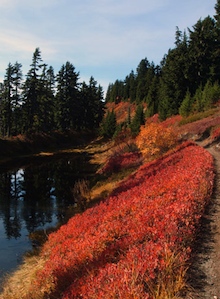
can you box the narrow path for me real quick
[187,145,220,298]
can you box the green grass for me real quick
[179,108,218,126]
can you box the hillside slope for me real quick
[1,107,220,298]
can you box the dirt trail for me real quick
[187,144,220,298]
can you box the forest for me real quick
[105,0,220,121]
[0,48,105,137]
[1,2,220,139]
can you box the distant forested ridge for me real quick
[1,1,220,139]
[0,48,105,137]
[106,0,220,120]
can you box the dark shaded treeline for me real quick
[0,150,98,239]
[0,48,105,137]
[106,0,220,120]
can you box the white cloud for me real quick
[0,0,217,92]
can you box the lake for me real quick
[0,151,97,280]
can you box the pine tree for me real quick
[130,104,145,136]
[202,80,220,110]
[213,0,220,80]
[188,16,216,91]
[124,70,137,102]
[158,30,189,118]
[55,62,80,131]
[38,65,55,131]
[136,58,150,103]
[80,77,104,129]
[101,110,116,138]
[146,76,159,117]
[22,48,44,132]
[179,89,193,117]
[193,85,203,112]
[0,63,14,136]
[12,62,23,135]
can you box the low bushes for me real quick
[22,141,214,298]
[136,123,178,158]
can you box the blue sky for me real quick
[0,0,217,94]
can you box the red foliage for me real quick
[105,102,137,124]
[178,115,220,137]
[99,151,143,174]
[33,142,214,298]
[146,114,182,128]
[211,126,220,140]
[161,115,182,128]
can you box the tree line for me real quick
[105,0,220,120]
[0,48,105,137]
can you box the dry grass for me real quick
[146,250,189,299]
[0,256,46,299]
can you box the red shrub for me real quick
[31,142,214,298]
[99,151,142,174]
[211,126,220,140]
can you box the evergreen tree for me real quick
[80,77,105,129]
[179,89,193,117]
[55,61,80,131]
[213,0,220,80]
[188,16,216,91]
[124,70,137,102]
[193,85,203,112]
[38,65,55,131]
[158,29,189,119]
[0,63,14,136]
[22,47,44,132]
[158,77,173,121]
[101,110,116,138]
[105,84,113,103]
[0,62,23,136]
[136,58,150,103]
[201,80,220,110]
[130,104,145,135]
[146,75,159,117]
[12,62,23,135]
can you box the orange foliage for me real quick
[136,123,178,158]
[105,102,147,124]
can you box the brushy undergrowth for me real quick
[1,141,214,299]
[179,108,218,126]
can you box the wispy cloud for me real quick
[0,0,217,90]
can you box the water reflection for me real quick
[0,152,95,278]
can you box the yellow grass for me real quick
[0,256,46,299]
[145,249,189,299]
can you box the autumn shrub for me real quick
[99,151,142,174]
[13,141,213,299]
[179,108,218,126]
[177,114,220,139]
[136,123,178,158]
[98,138,142,175]
[210,125,220,141]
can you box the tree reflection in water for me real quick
[0,152,96,277]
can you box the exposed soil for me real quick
[186,143,220,299]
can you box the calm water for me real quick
[0,151,96,280]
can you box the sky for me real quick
[0,0,217,94]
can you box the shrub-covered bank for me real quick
[1,141,214,298]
